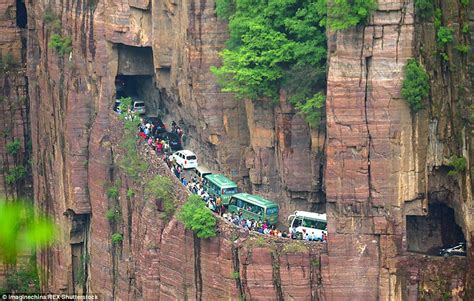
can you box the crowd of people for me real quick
[223,212,289,238]
[134,117,324,241]
[137,121,166,152]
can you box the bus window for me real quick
[302,219,326,230]
[302,219,313,228]
[229,198,236,206]
[293,217,302,228]
[315,221,327,230]
[222,187,237,195]
[236,199,243,208]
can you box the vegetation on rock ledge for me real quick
[48,34,72,56]
[212,0,376,127]
[401,59,430,113]
[145,175,176,221]
[118,97,149,179]
[177,195,217,239]
[447,155,467,176]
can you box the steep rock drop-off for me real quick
[0,0,470,299]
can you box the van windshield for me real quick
[134,103,145,107]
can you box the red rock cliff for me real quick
[11,0,473,299]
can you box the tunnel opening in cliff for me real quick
[406,203,466,255]
[115,75,161,116]
[114,44,163,115]
[16,0,27,28]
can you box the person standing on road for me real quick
[156,139,163,154]
[216,196,222,215]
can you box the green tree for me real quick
[145,175,176,220]
[6,140,21,156]
[48,34,72,56]
[447,156,467,176]
[111,233,123,245]
[212,0,376,127]
[177,195,217,239]
[290,92,325,127]
[212,0,328,125]
[415,0,434,19]
[5,165,27,185]
[437,26,453,46]
[0,199,56,264]
[326,0,377,31]
[401,59,430,112]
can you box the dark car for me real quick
[145,117,166,135]
[157,132,182,151]
[439,242,467,257]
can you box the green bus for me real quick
[203,174,238,205]
[228,193,279,225]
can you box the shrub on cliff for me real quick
[437,26,453,46]
[48,34,72,56]
[447,155,467,176]
[6,140,21,156]
[415,0,434,19]
[5,165,27,185]
[177,195,217,239]
[326,0,377,31]
[401,59,430,113]
[0,53,18,72]
[145,175,176,221]
[118,118,149,179]
[111,233,123,245]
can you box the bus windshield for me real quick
[222,187,237,195]
[266,207,278,215]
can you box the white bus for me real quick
[288,211,327,241]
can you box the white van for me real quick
[132,100,146,115]
[193,166,212,181]
[288,211,327,241]
[171,150,198,169]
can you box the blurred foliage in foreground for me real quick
[0,199,56,264]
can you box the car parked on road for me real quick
[171,150,198,169]
[439,242,467,257]
[145,116,166,134]
[113,99,121,113]
[193,166,212,182]
[157,132,182,151]
[132,100,146,115]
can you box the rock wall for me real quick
[325,0,472,299]
[151,0,325,217]
[15,0,473,299]
[0,0,31,286]
[0,0,30,199]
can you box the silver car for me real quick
[439,242,467,257]
[132,101,146,115]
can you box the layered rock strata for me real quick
[325,0,472,299]
[16,0,473,299]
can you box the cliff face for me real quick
[325,0,472,299]
[13,0,473,299]
[0,0,30,199]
